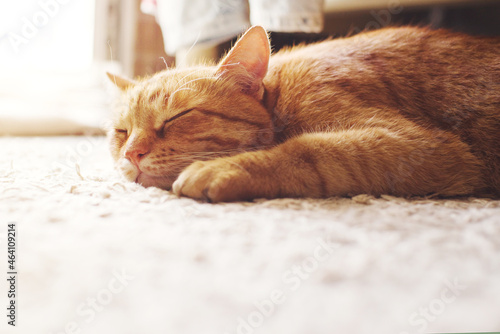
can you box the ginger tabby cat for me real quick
[108,26,500,202]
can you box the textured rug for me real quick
[1,136,499,334]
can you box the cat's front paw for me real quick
[172,159,255,202]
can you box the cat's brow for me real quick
[174,77,213,92]
[197,109,268,128]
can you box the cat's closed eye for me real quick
[115,128,128,137]
[161,108,194,133]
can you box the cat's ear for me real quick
[215,26,270,100]
[106,72,136,90]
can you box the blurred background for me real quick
[0,0,499,136]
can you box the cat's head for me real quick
[108,26,275,189]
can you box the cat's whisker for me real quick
[160,57,169,70]
[170,87,194,95]
[177,67,219,85]
[183,31,202,64]
[170,76,215,100]
[214,63,243,79]
[224,160,252,176]
[175,76,214,91]
[217,63,243,68]
[177,68,211,84]
[164,150,236,162]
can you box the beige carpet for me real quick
[1,136,499,334]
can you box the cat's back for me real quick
[265,26,500,131]
[270,26,500,68]
[264,26,500,195]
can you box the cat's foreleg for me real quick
[172,128,484,202]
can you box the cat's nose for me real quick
[124,145,150,166]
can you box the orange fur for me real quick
[109,26,500,202]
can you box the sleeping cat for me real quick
[108,26,500,202]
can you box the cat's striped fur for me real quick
[109,26,500,202]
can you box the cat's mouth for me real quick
[118,157,188,190]
[135,171,175,190]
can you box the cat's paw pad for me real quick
[172,160,249,202]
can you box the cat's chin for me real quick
[136,172,174,190]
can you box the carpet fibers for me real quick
[1,136,499,334]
